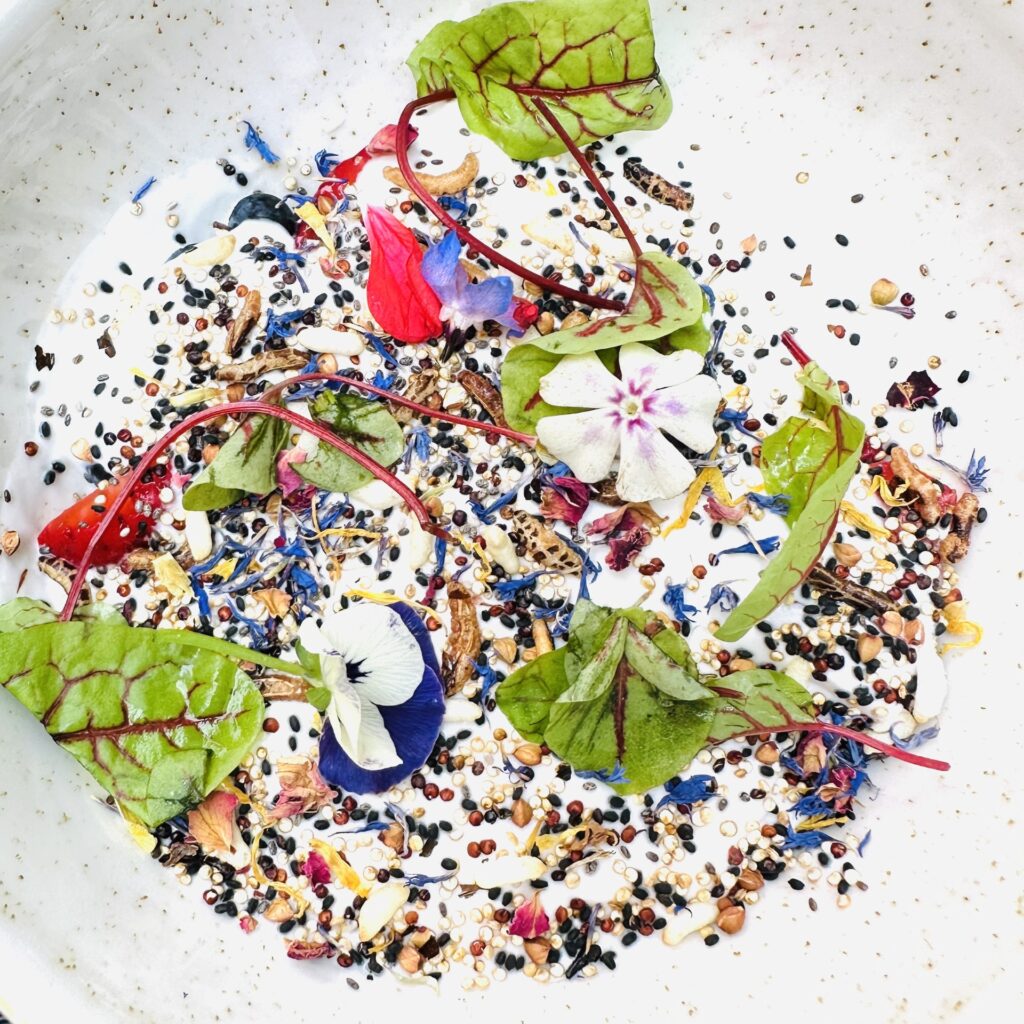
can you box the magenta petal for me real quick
[301,850,332,886]
[508,893,550,938]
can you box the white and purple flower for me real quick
[298,602,444,794]
[534,344,721,502]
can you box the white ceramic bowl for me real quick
[0,1,1021,1021]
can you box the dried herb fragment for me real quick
[623,159,694,211]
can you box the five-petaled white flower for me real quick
[298,604,424,771]
[535,344,721,501]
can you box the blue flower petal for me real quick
[454,275,513,323]
[420,230,461,307]
[319,665,444,794]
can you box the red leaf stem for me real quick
[59,401,450,620]
[780,330,811,367]
[395,90,627,313]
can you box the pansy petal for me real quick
[615,421,697,501]
[536,409,619,483]
[321,604,423,705]
[325,673,362,756]
[537,351,619,410]
[389,601,441,677]
[347,694,402,770]
[298,616,329,654]
[618,343,704,392]
[648,375,722,454]
[318,666,445,794]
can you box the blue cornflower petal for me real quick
[492,570,545,599]
[717,408,760,438]
[780,829,833,851]
[131,176,156,203]
[315,149,339,175]
[716,536,781,557]
[663,583,698,623]
[705,583,740,613]
[242,121,280,164]
[746,492,791,516]
[575,762,629,785]
[657,774,716,808]
[265,308,309,340]
[365,333,398,368]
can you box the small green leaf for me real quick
[497,600,717,794]
[529,253,703,355]
[296,391,404,494]
[707,669,816,743]
[717,367,866,642]
[494,647,569,742]
[306,686,332,713]
[294,639,322,679]
[407,0,671,162]
[183,414,290,512]
[499,344,582,433]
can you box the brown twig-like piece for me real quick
[456,369,508,428]
[622,159,694,212]
[225,289,261,357]
[889,447,942,524]
[215,347,308,382]
[938,492,980,563]
[807,564,897,616]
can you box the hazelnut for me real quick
[870,277,899,306]
[717,905,746,934]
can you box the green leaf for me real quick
[407,0,671,162]
[294,639,322,679]
[528,253,703,355]
[306,686,332,713]
[499,344,583,433]
[295,391,404,494]
[717,369,866,642]
[183,414,290,512]
[0,618,264,827]
[665,292,712,354]
[497,601,716,794]
[494,646,569,742]
[706,669,816,743]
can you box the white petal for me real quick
[537,351,619,409]
[324,604,423,706]
[347,694,402,770]
[618,343,704,392]
[325,671,362,755]
[351,478,403,510]
[358,882,411,941]
[647,375,722,454]
[615,421,696,501]
[536,409,620,482]
[297,616,329,654]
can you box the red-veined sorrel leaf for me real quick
[717,369,865,642]
[705,670,816,743]
[527,251,704,356]
[0,617,264,827]
[406,0,671,161]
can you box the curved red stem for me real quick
[726,718,949,772]
[59,401,450,620]
[529,96,642,261]
[395,91,627,313]
[262,372,536,446]
[780,330,811,367]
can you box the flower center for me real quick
[622,396,642,417]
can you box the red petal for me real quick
[366,123,417,157]
[365,207,442,344]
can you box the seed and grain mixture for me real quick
[0,0,987,992]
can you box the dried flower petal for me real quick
[509,892,550,939]
[886,369,940,409]
[309,838,370,896]
[268,757,334,819]
[358,881,410,941]
[286,940,334,960]
[703,495,749,524]
[301,850,332,887]
[538,476,590,526]
[187,790,239,856]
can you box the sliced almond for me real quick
[832,542,862,567]
[513,743,543,766]
[492,637,518,665]
[357,882,410,942]
[880,610,904,637]
[857,633,883,662]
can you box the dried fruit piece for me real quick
[441,581,481,696]
[500,508,582,573]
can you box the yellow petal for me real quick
[310,838,370,896]
[152,553,193,601]
[294,202,335,255]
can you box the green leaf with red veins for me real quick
[716,370,866,642]
[499,344,581,433]
[406,0,672,162]
[705,669,816,744]
[527,252,704,356]
[0,617,264,827]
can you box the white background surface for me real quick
[0,1,1022,1021]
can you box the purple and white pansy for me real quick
[421,230,519,330]
[535,344,721,502]
[298,602,444,794]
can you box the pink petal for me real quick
[301,850,333,887]
[508,892,550,939]
[703,495,748,524]
[538,476,590,526]
[366,123,417,157]
[276,447,308,497]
